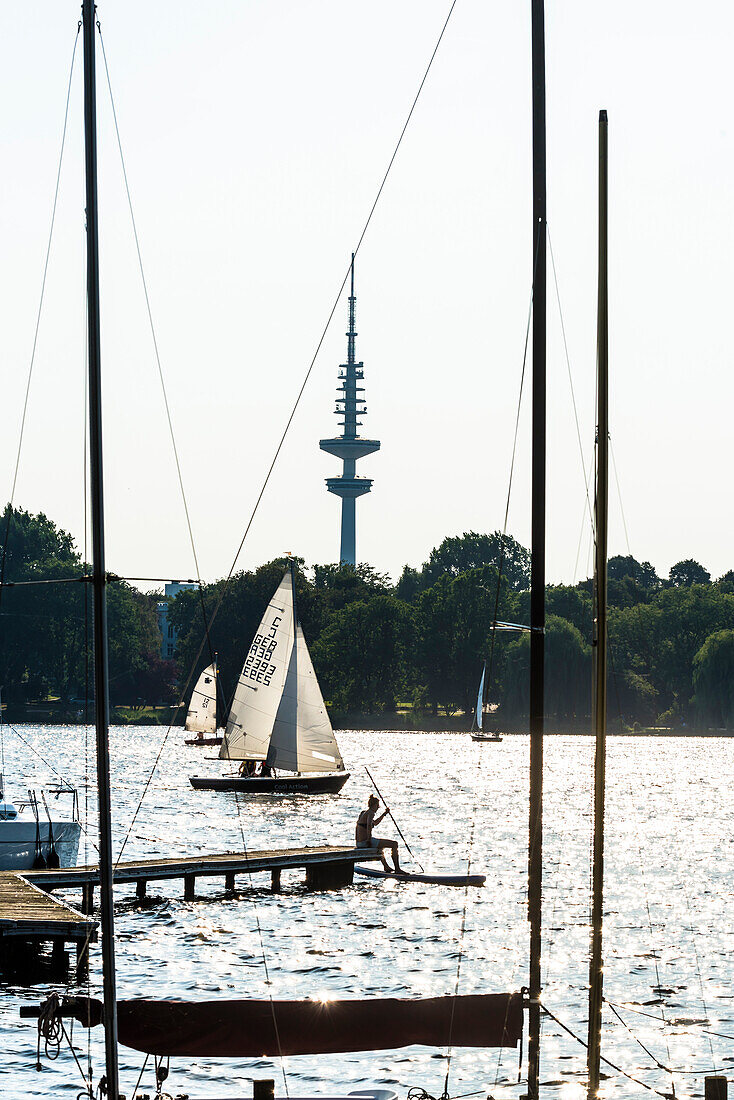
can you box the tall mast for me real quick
[587,108,609,1099]
[82,2,120,1097]
[527,0,547,1096]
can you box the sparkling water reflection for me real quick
[0,726,732,1099]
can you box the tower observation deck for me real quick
[319,255,380,566]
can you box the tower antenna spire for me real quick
[319,255,380,565]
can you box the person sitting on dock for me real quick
[356,794,402,873]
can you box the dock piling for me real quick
[82,884,94,914]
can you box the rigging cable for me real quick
[95,20,222,685]
[605,999,680,1078]
[539,1001,675,1099]
[115,0,461,862]
[0,24,81,602]
[605,440,716,1085]
[227,785,290,1100]
[484,233,538,696]
[96,22,202,591]
[547,229,595,540]
[442,751,483,1098]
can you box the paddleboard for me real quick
[355,865,485,887]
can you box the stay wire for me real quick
[547,229,595,536]
[130,1053,150,1099]
[229,786,290,1099]
[96,21,203,591]
[631,811,678,1098]
[539,1001,676,1099]
[0,24,81,604]
[115,0,460,856]
[443,751,483,1096]
[607,445,713,1079]
[98,18,220,687]
[485,229,540,694]
[217,0,460,591]
[605,999,677,1077]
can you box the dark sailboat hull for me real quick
[184,736,223,746]
[189,772,350,795]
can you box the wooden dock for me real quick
[25,844,383,909]
[0,871,97,978]
[1,846,381,981]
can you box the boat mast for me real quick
[82,2,120,1096]
[527,0,547,1096]
[586,108,609,1100]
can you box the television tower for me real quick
[319,255,380,565]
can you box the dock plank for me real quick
[24,845,382,891]
[0,873,98,941]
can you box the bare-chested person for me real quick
[355,794,402,873]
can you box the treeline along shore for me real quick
[2,505,734,731]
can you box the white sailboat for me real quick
[190,564,349,795]
[183,660,223,746]
[470,663,502,743]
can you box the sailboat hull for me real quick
[470,733,503,743]
[189,772,350,795]
[184,736,223,746]
[0,820,81,871]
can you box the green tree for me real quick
[416,565,515,715]
[501,615,591,721]
[421,531,530,592]
[611,584,734,722]
[715,570,734,594]
[546,585,592,637]
[693,629,734,728]
[668,559,711,587]
[312,595,416,712]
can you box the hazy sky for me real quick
[1,1,732,589]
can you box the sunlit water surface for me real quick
[0,727,732,1100]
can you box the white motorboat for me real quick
[0,784,81,872]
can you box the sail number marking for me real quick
[244,614,282,687]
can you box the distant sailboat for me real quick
[190,564,349,795]
[184,660,223,746]
[470,662,502,743]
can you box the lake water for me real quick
[1,726,732,1099]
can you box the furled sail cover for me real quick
[220,570,294,761]
[185,663,217,734]
[267,624,344,773]
[112,993,524,1056]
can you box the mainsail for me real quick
[220,567,343,774]
[475,663,486,731]
[268,625,344,773]
[221,570,294,762]
[185,662,218,735]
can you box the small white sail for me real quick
[475,664,486,732]
[220,570,295,761]
[185,662,218,734]
[267,624,344,774]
